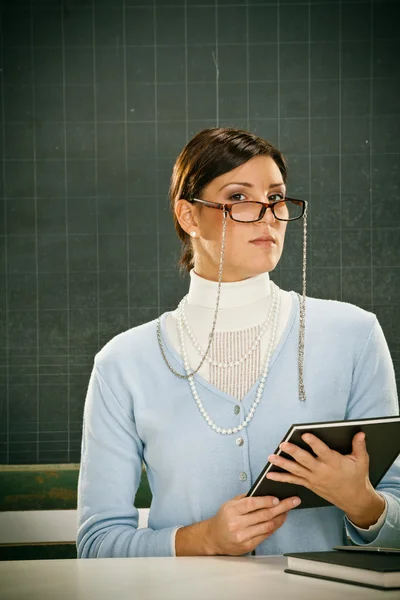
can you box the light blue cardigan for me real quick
[77,292,400,557]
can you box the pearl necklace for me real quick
[178,281,279,369]
[157,212,228,379]
[177,286,281,434]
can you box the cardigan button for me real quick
[234,405,240,414]
[239,472,247,482]
[236,437,244,447]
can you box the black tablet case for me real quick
[247,416,400,509]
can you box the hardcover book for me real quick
[284,549,400,590]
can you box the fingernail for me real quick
[272,498,279,505]
[292,498,301,507]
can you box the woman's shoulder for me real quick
[302,293,377,337]
[94,314,166,371]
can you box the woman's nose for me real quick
[259,203,276,225]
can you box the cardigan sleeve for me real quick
[344,317,400,547]
[76,365,181,558]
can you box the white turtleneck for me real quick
[166,269,293,400]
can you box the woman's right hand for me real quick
[204,494,301,556]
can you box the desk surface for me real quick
[1,555,399,600]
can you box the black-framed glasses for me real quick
[188,197,307,223]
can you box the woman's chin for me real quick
[251,250,281,274]
[248,254,280,274]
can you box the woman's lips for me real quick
[250,236,276,247]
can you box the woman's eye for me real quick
[230,193,246,201]
[268,194,284,203]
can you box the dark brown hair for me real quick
[169,127,288,273]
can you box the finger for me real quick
[278,442,316,470]
[301,433,332,461]
[268,453,310,478]
[244,495,301,526]
[232,493,247,501]
[245,512,288,543]
[270,496,302,515]
[266,471,308,487]
[237,495,282,515]
[244,507,279,528]
[351,432,368,460]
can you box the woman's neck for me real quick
[187,269,272,309]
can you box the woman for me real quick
[77,128,400,558]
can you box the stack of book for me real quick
[284,547,400,591]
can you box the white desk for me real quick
[1,555,399,600]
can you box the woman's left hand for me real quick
[266,432,385,525]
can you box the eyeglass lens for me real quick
[230,200,302,222]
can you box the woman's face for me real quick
[184,155,289,282]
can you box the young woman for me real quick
[77,128,400,558]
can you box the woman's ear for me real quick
[175,199,200,237]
